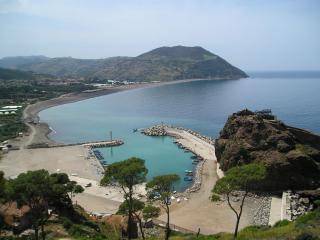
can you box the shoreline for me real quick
[22,78,234,147]
[22,84,150,146]
[0,113,270,233]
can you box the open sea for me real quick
[40,71,320,191]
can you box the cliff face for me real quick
[215,109,320,190]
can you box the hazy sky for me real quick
[1,0,319,71]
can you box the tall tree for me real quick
[212,163,266,239]
[7,170,50,240]
[146,174,180,240]
[7,170,83,240]
[100,157,148,239]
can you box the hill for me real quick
[0,67,57,81]
[0,46,248,82]
[215,109,320,190]
[0,67,36,80]
[0,56,49,69]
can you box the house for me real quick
[2,105,22,109]
[0,109,17,115]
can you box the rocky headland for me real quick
[215,109,320,190]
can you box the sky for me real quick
[0,0,319,71]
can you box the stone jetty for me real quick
[83,139,124,148]
[142,125,167,136]
[173,126,215,145]
[142,124,215,146]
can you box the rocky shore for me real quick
[142,125,167,136]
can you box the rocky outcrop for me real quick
[285,190,315,220]
[142,125,167,136]
[215,109,320,190]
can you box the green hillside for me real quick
[0,46,248,82]
[0,67,35,80]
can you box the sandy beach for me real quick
[0,144,146,215]
[0,122,267,234]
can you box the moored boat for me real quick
[184,176,193,181]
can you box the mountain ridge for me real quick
[0,46,248,82]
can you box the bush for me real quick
[211,193,220,202]
[296,232,318,240]
[314,200,320,208]
[295,209,320,228]
[241,225,270,232]
[68,224,89,236]
[83,220,100,231]
[273,219,290,227]
[62,217,73,230]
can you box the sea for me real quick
[40,71,320,191]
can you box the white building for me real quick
[2,105,22,109]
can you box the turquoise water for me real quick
[40,72,320,190]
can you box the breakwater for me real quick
[83,140,124,148]
[142,124,215,145]
[27,139,124,149]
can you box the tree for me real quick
[142,205,160,222]
[66,181,84,202]
[48,173,83,209]
[0,171,6,202]
[146,174,180,240]
[7,170,50,240]
[7,170,83,240]
[212,163,266,239]
[0,171,7,233]
[117,199,146,240]
[100,157,148,239]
